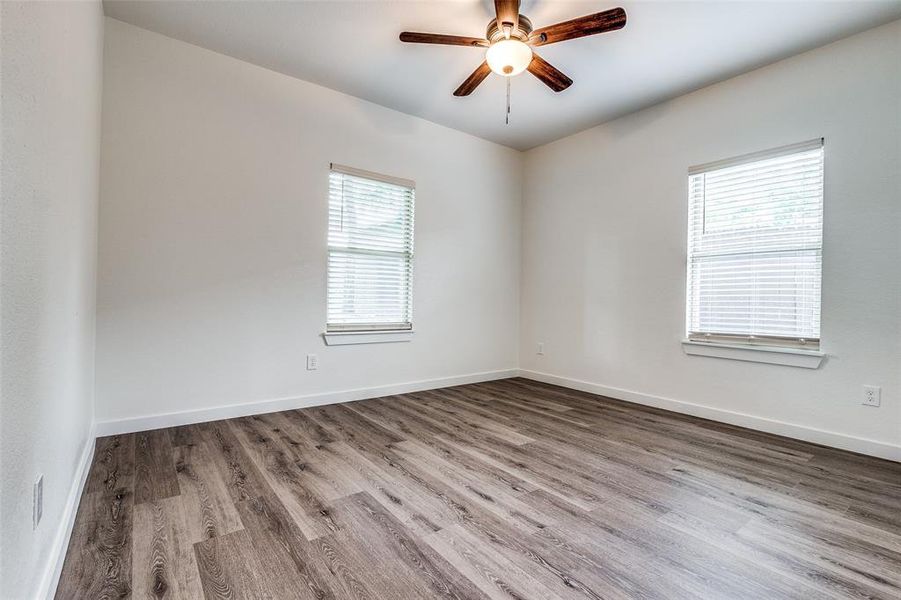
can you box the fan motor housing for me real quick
[486,15,533,43]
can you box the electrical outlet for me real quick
[33,475,43,529]
[306,354,318,370]
[537,342,544,355]
[862,385,881,407]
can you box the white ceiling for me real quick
[103,1,901,150]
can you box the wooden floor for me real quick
[57,378,901,599]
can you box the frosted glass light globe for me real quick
[486,39,533,76]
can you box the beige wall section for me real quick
[95,19,522,424]
[520,20,901,454]
[0,1,104,597]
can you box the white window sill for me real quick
[681,340,824,369]
[322,330,414,346]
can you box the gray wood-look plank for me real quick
[56,378,901,599]
[172,442,243,544]
[132,496,204,599]
[134,429,180,505]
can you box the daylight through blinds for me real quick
[686,139,824,348]
[327,166,414,331]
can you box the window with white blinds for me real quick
[686,139,824,350]
[327,164,414,332]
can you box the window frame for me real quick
[684,139,825,355]
[325,163,415,336]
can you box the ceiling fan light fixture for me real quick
[486,39,532,76]
[400,2,626,95]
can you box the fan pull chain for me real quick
[505,77,511,125]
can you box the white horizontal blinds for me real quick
[327,166,414,331]
[686,139,824,349]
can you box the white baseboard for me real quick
[518,369,901,462]
[95,369,518,436]
[39,422,96,600]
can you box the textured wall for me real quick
[520,20,901,455]
[0,1,103,597]
[95,19,521,424]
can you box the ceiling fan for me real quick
[399,0,627,96]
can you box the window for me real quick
[686,139,824,350]
[327,164,414,332]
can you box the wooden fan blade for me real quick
[454,61,492,96]
[527,54,573,92]
[494,0,520,34]
[529,7,626,46]
[399,32,489,47]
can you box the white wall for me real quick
[0,1,104,597]
[91,16,901,459]
[520,20,901,458]
[95,19,521,426]
[0,10,896,597]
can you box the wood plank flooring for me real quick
[56,378,901,599]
